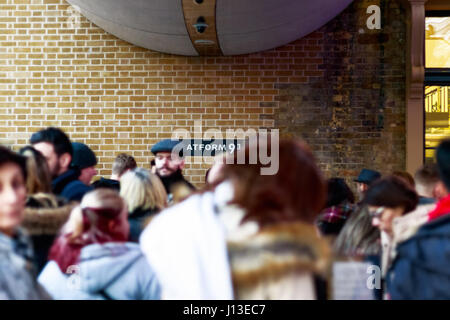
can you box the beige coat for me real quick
[227,221,331,300]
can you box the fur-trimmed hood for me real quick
[22,193,76,236]
[227,222,331,298]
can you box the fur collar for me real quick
[227,222,330,289]
[22,193,76,235]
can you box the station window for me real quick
[424,13,450,163]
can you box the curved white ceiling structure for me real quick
[67,0,354,56]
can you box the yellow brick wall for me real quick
[0,0,323,187]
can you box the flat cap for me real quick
[354,168,381,185]
[151,139,184,155]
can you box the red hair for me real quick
[48,189,127,273]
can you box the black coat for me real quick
[157,170,195,195]
[52,169,93,202]
[91,177,120,191]
[128,207,158,243]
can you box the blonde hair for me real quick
[62,188,126,241]
[20,146,52,194]
[120,168,167,213]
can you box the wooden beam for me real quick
[406,0,427,174]
[182,0,222,56]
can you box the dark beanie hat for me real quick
[71,142,97,169]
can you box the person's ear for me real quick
[59,153,72,171]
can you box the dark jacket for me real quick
[22,193,75,273]
[128,207,158,243]
[386,214,450,300]
[418,196,436,205]
[91,177,120,191]
[158,170,195,196]
[52,169,93,202]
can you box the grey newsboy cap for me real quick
[151,139,184,155]
[354,168,381,185]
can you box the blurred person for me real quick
[333,205,381,258]
[30,127,89,202]
[150,139,195,199]
[387,139,450,299]
[120,168,167,242]
[392,171,415,189]
[384,165,446,252]
[332,203,383,300]
[354,168,381,201]
[30,127,72,179]
[414,163,447,204]
[316,178,355,237]
[38,188,161,300]
[0,146,50,299]
[205,152,227,186]
[92,153,137,191]
[140,138,330,299]
[333,177,418,300]
[71,142,97,187]
[362,176,419,277]
[19,146,76,273]
[381,164,446,258]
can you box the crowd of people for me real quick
[0,126,449,300]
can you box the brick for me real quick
[0,0,408,189]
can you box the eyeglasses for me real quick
[368,206,385,218]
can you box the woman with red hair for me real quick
[38,188,160,300]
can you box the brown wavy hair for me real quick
[19,146,52,194]
[216,138,326,227]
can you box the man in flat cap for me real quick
[151,139,195,201]
[354,168,382,201]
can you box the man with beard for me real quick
[151,139,195,202]
[30,127,91,202]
